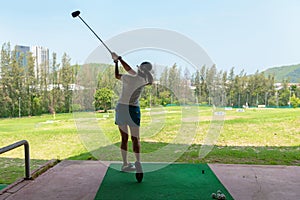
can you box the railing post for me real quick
[0,140,31,180]
[24,141,30,180]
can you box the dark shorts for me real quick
[115,104,141,127]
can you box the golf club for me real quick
[71,10,112,54]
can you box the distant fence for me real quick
[165,104,298,109]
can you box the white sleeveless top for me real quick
[118,74,147,106]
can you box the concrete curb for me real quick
[0,159,59,199]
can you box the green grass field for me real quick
[1,106,299,184]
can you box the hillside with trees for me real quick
[263,64,300,82]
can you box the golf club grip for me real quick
[78,16,112,54]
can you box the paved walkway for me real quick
[1,160,300,200]
[209,164,300,200]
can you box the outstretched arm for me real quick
[111,52,136,75]
[119,57,136,75]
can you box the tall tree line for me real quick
[1,41,299,117]
[95,63,300,110]
[0,42,77,118]
[192,66,300,107]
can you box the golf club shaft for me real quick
[77,16,112,54]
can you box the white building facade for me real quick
[31,46,49,80]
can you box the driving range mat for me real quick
[0,184,7,191]
[95,163,233,200]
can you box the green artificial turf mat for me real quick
[0,184,7,191]
[95,163,233,200]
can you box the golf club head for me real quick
[71,10,80,18]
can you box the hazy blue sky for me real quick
[1,0,300,74]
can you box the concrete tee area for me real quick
[0,160,299,200]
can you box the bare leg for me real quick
[118,125,129,165]
[130,126,140,162]
[130,126,143,183]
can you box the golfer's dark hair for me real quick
[140,62,153,85]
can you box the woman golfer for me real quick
[112,52,153,182]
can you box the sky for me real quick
[1,0,300,74]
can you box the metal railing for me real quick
[0,140,31,180]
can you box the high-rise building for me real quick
[0,45,30,79]
[15,45,30,67]
[31,46,49,80]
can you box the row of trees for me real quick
[94,63,300,110]
[1,41,299,117]
[0,43,77,118]
[193,66,298,108]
